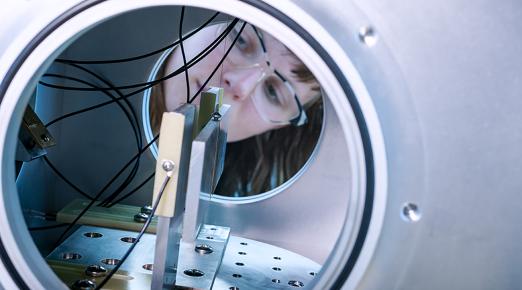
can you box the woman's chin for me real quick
[226,129,253,143]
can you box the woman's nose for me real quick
[222,66,263,102]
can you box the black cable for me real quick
[189,21,247,103]
[41,73,143,203]
[55,12,220,65]
[95,173,171,290]
[179,7,191,103]
[28,224,68,231]
[90,21,245,207]
[42,18,240,128]
[38,18,239,92]
[54,135,159,248]
[103,172,155,207]
[43,156,94,200]
[61,64,145,203]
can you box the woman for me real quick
[150,21,323,197]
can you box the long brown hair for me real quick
[150,49,323,197]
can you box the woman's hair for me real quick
[150,48,323,197]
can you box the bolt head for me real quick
[134,212,149,223]
[162,160,175,172]
[85,264,107,277]
[141,205,153,215]
[71,279,96,290]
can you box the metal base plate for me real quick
[47,226,320,289]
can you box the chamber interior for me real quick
[10,4,358,289]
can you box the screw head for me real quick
[211,111,222,121]
[162,160,175,172]
[401,202,421,222]
[71,279,96,290]
[85,264,107,277]
[40,134,50,143]
[358,26,378,47]
[140,205,153,215]
[134,212,149,223]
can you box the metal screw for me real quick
[141,205,153,215]
[401,202,421,222]
[288,280,304,287]
[40,134,50,143]
[134,212,149,223]
[184,269,204,277]
[358,26,378,47]
[195,244,213,255]
[162,160,175,172]
[211,111,222,121]
[71,279,96,290]
[85,264,107,277]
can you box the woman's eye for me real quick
[235,35,249,51]
[263,82,283,106]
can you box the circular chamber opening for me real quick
[0,1,385,289]
[142,18,325,199]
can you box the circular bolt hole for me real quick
[273,256,282,260]
[288,280,305,287]
[240,242,248,246]
[309,271,317,276]
[401,202,421,222]
[120,237,137,243]
[238,251,246,255]
[101,258,120,265]
[142,264,153,271]
[83,232,102,238]
[272,267,282,271]
[210,227,217,231]
[85,265,107,277]
[272,279,281,283]
[195,244,213,255]
[232,273,242,278]
[184,269,204,277]
[206,236,214,240]
[61,253,82,260]
[71,279,96,290]
[358,26,378,47]
[235,262,244,266]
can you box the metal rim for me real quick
[0,0,388,289]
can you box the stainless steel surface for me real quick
[46,225,318,290]
[152,216,181,289]
[212,236,320,290]
[1,0,521,290]
[47,226,155,274]
[183,105,230,243]
[176,225,230,289]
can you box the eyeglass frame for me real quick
[231,23,308,126]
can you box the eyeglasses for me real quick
[223,22,307,126]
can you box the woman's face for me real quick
[162,23,318,142]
